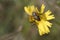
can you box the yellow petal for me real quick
[37,20,50,35]
[38,27,46,36]
[45,10,52,16]
[24,5,35,15]
[41,20,50,34]
[40,4,45,13]
[37,20,51,36]
[43,24,50,34]
[24,7,31,15]
[30,5,35,13]
[38,28,44,36]
[44,10,55,20]
[46,15,55,20]
[38,21,46,36]
[35,7,39,13]
[45,21,52,28]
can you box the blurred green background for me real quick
[0,0,60,40]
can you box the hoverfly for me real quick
[30,12,41,26]
[32,12,40,21]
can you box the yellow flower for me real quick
[24,4,55,36]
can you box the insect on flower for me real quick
[32,12,40,21]
[24,4,55,36]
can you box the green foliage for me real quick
[0,0,60,40]
[57,0,60,6]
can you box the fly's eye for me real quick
[32,12,36,16]
[32,12,38,16]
